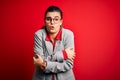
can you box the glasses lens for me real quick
[45,17,60,23]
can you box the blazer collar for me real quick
[45,29,62,41]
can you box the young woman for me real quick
[33,6,76,80]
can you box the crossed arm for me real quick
[33,31,75,73]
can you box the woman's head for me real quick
[44,6,63,34]
[44,6,63,19]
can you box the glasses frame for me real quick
[45,16,61,24]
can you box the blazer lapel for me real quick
[44,41,53,55]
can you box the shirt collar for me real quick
[45,29,62,41]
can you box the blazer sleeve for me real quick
[34,32,44,58]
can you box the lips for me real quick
[50,26,54,30]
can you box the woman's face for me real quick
[45,12,62,34]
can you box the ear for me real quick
[60,19,63,25]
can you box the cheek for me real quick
[56,22,62,26]
[55,24,61,29]
[46,26,50,30]
[45,23,48,26]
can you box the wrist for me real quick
[40,61,46,70]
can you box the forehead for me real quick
[46,12,61,18]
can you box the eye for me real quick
[54,18,59,21]
[46,17,52,21]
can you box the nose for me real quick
[50,19,54,24]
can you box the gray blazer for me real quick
[33,28,75,80]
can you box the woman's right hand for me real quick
[65,47,76,62]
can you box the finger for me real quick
[33,57,36,64]
[33,57,38,63]
[35,54,44,63]
[72,56,75,60]
[68,47,73,50]
[66,47,72,50]
[73,53,76,57]
[36,53,39,56]
[33,57,36,61]
[69,58,73,62]
[36,54,42,59]
[35,54,41,59]
[70,47,73,51]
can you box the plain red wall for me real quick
[0,0,120,80]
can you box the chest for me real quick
[43,40,64,55]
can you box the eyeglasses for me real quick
[45,17,61,24]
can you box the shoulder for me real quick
[34,28,46,36]
[62,28,74,36]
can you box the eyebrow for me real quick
[46,16,60,18]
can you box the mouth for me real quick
[49,26,55,30]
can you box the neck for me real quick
[49,32,58,41]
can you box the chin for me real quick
[49,31,56,34]
[47,30,54,33]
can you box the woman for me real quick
[33,6,76,80]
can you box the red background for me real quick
[0,0,120,80]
